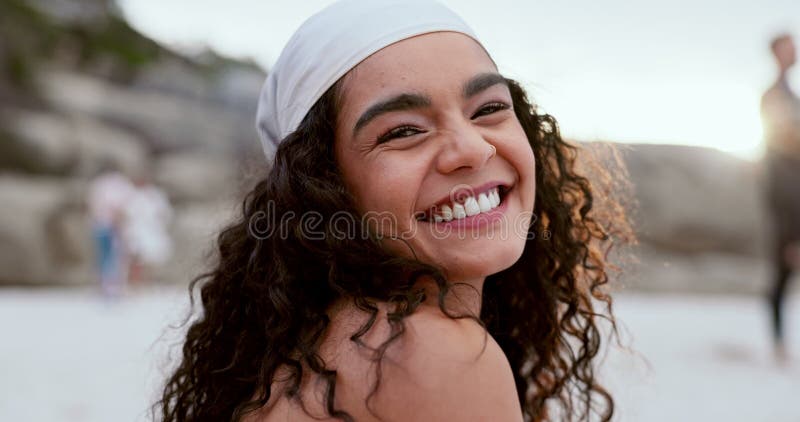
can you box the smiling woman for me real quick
[335,33,536,293]
[156,1,633,421]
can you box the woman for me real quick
[158,1,632,421]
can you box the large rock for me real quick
[0,109,77,175]
[0,108,148,177]
[153,151,241,204]
[605,143,781,294]
[0,175,93,285]
[132,54,265,114]
[39,70,261,155]
[154,201,239,284]
[622,144,768,257]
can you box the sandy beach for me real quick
[1,287,798,421]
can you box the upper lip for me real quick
[416,180,512,219]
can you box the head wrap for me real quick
[255,0,488,161]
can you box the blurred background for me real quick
[0,0,798,421]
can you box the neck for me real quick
[777,63,795,81]
[418,275,485,317]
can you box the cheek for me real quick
[347,157,429,247]
[503,126,537,207]
[502,125,536,173]
[342,154,426,217]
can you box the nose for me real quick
[435,120,494,174]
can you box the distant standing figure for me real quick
[88,170,135,298]
[122,175,173,284]
[761,33,800,362]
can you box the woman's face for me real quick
[334,32,536,282]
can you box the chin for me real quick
[432,234,528,282]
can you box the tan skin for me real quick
[774,36,796,76]
[250,32,536,421]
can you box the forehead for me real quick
[339,32,497,108]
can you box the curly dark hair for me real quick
[156,76,633,422]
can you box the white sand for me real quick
[1,288,798,421]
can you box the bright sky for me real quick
[117,0,800,160]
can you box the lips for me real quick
[415,182,511,222]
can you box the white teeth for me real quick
[464,196,480,216]
[425,186,506,222]
[440,204,453,221]
[490,189,500,207]
[478,193,492,213]
[452,203,467,219]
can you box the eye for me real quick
[376,125,423,144]
[472,102,511,119]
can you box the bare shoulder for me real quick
[241,302,523,422]
[364,305,524,421]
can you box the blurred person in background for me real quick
[87,165,135,298]
[122,171,174,286]
[761,32,800,363]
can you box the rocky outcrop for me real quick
[0,175,90,285]
[38,69,262,155]
[153,201,239,285]
[153,151,242,204]
[0,0,264,285]
[1,107,148,176]
[618,144,773,294]
[623,144,768,256]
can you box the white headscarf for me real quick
[255,0,488,161]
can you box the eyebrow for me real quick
[352,72,509,137]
